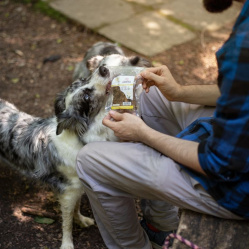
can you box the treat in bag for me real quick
[105,66,145,116]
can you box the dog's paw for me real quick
[60,241,74,249]
[74,215,95,228]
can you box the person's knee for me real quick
[140,86,157,113]
[76,142,98,180]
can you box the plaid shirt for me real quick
[177,0,249,219]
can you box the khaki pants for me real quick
[76,86,241,249]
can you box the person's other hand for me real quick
[102,111,147,142]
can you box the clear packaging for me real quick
[105,66,144,116]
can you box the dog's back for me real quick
[0,98,68,191]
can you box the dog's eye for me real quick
[84,94,90,101]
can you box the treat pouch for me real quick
[106,66,145,116]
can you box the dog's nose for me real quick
[99,66,109,77]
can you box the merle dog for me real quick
[0,48,151,248]
[73,41,151,80]
[0,65,118,249]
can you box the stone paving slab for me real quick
[50,0,135,29]
[158,0,240,31]
[99,11,196,56]
[125,0,165,6]
[49,0,242,56]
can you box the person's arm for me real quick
[140,66,220,106]
[172,84,220,106]
[141,123,206,175]
[103,111,206,175]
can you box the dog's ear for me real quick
[56,109,88,137]
[87,55,104,72]
[54,92,66,117]
[129,56,152,68]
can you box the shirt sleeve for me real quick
[197,28,249,182]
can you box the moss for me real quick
[128,1,155,14]
[12,0,67,22]
[166,15,196,32]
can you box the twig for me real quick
[21,206,58,219]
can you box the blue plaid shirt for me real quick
[177,0,249,219]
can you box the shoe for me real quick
[140,219,173,249]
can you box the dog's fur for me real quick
[73,41,151,80]
[0,66,116,249]
[73,42,125,80]
[0,42,151,249]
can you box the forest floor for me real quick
[0,1,233,248]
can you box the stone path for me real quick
[49,0,241,56]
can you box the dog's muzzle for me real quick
[99,66,112,95]
[106,82,111,95]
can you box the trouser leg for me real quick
[76,141,180,249]
[82,181,151,249]
[139,86,216,230]
[140,86,214,136]
[76,141,240,249]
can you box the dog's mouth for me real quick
[104,69,121,96]
[99,66,121,96]
[106,81,112,95]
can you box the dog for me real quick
[0,65,117,249]
[73,41,151,81]
[73,41,125,80]
[0,47,151,248]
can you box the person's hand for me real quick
[102,111,148,142]
[140,65,182,101]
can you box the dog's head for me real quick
[85,41,125,58]
[56,54,151,138]
[87,54,151,73]
[73,42,126,81]
[55,65,114,137]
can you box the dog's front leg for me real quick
[58,186,83,249]
[58,182,94,249]
[73,196,95,227]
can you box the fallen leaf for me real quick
[34,216,55,225]
[43,55,61,64]
[51,23,56,29]
[31,44,37,50]
[56,38,62,44]
[37,63,42,69]
[178,60,184,65]
[15,50,24,57]
[11,78,19,84]
[67,65,74,71]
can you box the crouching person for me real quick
[76,0,249,248]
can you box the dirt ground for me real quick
[0,1,234,249]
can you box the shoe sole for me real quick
[151,241,163,249]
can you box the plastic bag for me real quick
[105,66,144,116]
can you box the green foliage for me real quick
[34,1,67,22]
[34,216,55,224]
[166,16,196,32]
[13,0,67,22]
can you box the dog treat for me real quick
[111,76,135,109]
[106,66,144,116]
